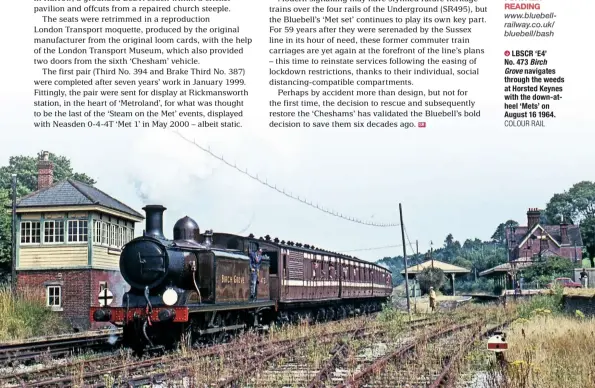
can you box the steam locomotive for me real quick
[90,205,393,352]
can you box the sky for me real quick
[1,1,594,262]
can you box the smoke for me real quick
[130,177,150,203]
[106,271,130,307]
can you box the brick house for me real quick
[506,208,583,262]
[479,208,583,286]
[15,151,143,330]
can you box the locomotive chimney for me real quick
[143,205,166,240]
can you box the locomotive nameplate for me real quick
[221,274,246,284]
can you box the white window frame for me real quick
[110,224,116,247]
[46,285,62,310]
[93,220,102,244]
[20,221,41,244]
[44,220,65,244]
[67,220,88,243]
[101,222,109,245]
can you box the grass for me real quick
[563,288,595,296]
[453,290,595,388]
[488,314,595,388]
[0,285,69,341]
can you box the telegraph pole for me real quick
[11,174,17,296]
[399,203,411,316]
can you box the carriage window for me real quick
[283,254,287,278]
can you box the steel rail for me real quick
[332,320,482,388]
[429,319,515,388]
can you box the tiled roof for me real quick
[507,224,583,247]
[400,259,470,275]
[16,179,143,219]
[478,261,534,277]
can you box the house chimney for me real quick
[560,221,569,245]
[37,151,54,190]
[527,208,540,229]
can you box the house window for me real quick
[46,285,61,308]
[93,220,102,244]
[99,281,108,292]
[20,221,41,244]
[67,220,88,242]
[44,220,65,243]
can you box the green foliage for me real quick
[456,278,496,293]
[376,252,424,286]
[417,267,445,294]
[0,189,11,282]
[491,220,519,244]
[0,152,96,277]
[580,217,595,267]
[545,182,595,224]
[516,285,564,319]
[0,285,70,340]
[521,256,574,283]
[378,303,405,323]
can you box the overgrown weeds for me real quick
[0,285,69,341]
[484,314,595,388]
[515,284,563,319]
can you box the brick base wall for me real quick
[17,269,128,331]
[563,295,595,316]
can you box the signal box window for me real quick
[46,285,62,310]
[21,221,41,244]
[68,220,88,242]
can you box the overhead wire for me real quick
[170,129,400,227]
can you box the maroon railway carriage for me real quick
[201,233,393,322]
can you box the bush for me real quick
[0,285,69,341]
[516,284,564,319]
[521,256,574,283]
[417,267,446,294]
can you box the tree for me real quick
[0,152,96,277]
[521,256,574,285]
[442,234,461,262]
[580,217,595,267]
[417,267,446,294]
[491,220,519,244]
[0,153,95,195]
[545,181,595,224]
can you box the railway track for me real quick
[2,314,417,387]
[1,313,465,388]
[0,329,122,367]
[428,320,514,388]
[208,312,500,388]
